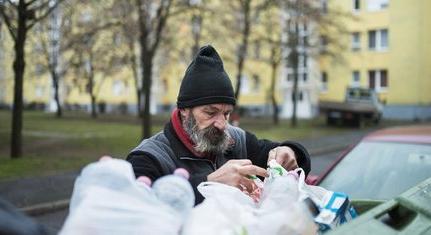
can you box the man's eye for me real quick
[206,112,216,116]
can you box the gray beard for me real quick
[183,114,231,155]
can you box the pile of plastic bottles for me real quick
[60,157,195,235]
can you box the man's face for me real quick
[180,104,234,154]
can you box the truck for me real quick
[319,87,383,127]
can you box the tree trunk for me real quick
[235,56,244,100]
[91,94,97,118]
[270,61,279,125]
[191,14,202,58]
[234,0,251,100]
[51,70,63,118]
[128,41,141,117]
[291,50,299,127]
[10,3,27,159]
[141,57,153,139]
[88,64,97,118]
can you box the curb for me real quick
[18,144,350,216]
[20,199,70,216]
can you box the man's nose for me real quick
[213,114,227,131]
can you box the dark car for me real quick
[313,125,431,201]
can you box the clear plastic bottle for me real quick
[152,168,195,218]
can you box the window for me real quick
[252,74,260,92]
[367,0,389,11]
[380,29,388,49]
[368,69,388,92]
[368,29,388,51]
[113,33,122,46]
[34,64,44,76]
[254,41,261,59]
[368,30,376,49]
[321,72,328,91]
[35,85,44,98]
[320,35,328,52]
[352,32,361,51]
[287,73,293,82]
[301,55,307,68]
[352,71,360,87]
[321,0,328,14]
[291,91,303,102]
[353,0,360,11]
[113,80,125,96]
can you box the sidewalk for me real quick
[0,129,372,216]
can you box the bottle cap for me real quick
[99,156,112,161]
[137,176,152,186]
[174,168,190,179]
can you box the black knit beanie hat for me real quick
[176,45,236,108]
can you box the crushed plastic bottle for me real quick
[152,168,195,218]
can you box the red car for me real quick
[311,125,431,201]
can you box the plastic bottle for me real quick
[152,168,195,218]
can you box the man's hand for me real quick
[207,159,268,193]
[268,146,298,171]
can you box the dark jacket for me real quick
[126,121,311,204]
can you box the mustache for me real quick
[201,124,224,136]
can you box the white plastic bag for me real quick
[60,158,182,235]
[182,182,257,235]
[182,169,317,235]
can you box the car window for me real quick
[319,141,431,200]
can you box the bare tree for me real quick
[281,0,348,127]
[0,0,64,158]
[253,5,282,125]
[111,0,142,117]
[69,20,119,118]
[135,0,174,138]
[232,0,251,100]
[35,2,75,118]
[223,0,272,100]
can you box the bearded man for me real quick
[127,45,311,204]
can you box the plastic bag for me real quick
[182,181,257,235]
[182,165,317,235]
[60,157,183,235]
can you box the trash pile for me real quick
[60,158,357,235]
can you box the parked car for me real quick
[311,125,431,202]
[319,87,383,127]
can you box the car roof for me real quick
[364,125,431,145]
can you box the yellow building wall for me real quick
[320,0,430,106]
[419,0,431,104]
[0,28,53,106]
[387,0,421,104]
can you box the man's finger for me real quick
[230,159,253,166]
[282,158,298,171]
[238,165,268,178]
[268,148,277,162]
[238,177,256,193]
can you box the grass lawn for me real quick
[0,110,358,180]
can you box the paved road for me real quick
[32,149,343,233]
[34,209,69,235]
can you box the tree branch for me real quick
[0,4,17,40]
[25,0,40,7]
[26,0,64,30]
[27,0,50,13]
[150,0,172,54]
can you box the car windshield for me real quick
[319,141,431,200]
